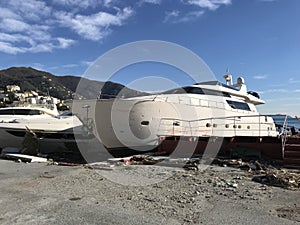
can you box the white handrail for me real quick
[157,115,276,138]
[281,115,288,159]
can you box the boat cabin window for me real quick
[0,109,14,115]
[0,109,43,115]
[163,87,231,97]
[226,100,251,111]
[202,89,231,97]
[15,109,43,115]
[185,87,204,94]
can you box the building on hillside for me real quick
[14,93,26,101]
[0,93,8,101]
[6,85,21,93]
[24,90,39,98]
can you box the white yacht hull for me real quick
[92,98,277,151]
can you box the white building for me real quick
[6,85,21,93]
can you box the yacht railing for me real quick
[156,114,277,138]
[281,115,289,159]
[9,102,57,111]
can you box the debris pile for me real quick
[252,169,299,189]
[212,158,300,190]
[118,155,165,165]
[104,155,300,190]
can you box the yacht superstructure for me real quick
[0,104,59,122]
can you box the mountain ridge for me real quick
[0,67,146,100]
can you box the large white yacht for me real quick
[94,74,278,154]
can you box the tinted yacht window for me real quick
[227,100,251,111]
[0,109,14,115]
[163,87,230,97]
[13,109,42,115]
[28,110,43,115]
[184,87,204,94]
[202,89,231,97]
[13,109,31,115]
[163,87,191,94]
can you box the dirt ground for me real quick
[0,159,299,225]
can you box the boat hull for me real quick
[0,126,94,153]
[91,98,278,150]
[0,115,92,153]
[157,136,283,160]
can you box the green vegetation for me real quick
[0,67,147,100]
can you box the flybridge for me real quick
[194,75,265,105]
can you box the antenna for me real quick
[223,68,233,86]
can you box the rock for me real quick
[232,183,238,188]
[249,163,257,170]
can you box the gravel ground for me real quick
[0,159,299,225]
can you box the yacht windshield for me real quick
[163,86,230,97]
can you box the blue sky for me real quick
[0,0,299,115]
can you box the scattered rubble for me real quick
[1,147,299,190]
[0,152,299,224]
[110,155,300,190]
[210,158,300,190]
[252,169,299,189]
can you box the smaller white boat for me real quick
[0,108,92,153]
[0,104,59,123]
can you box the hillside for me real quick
[0,67,147,100]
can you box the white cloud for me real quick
[52,0,100,8]
[0,18,30,32]
[0,8,20,20]
[183,0,232,10]
[103,0,115,7]
[258,89,288,94]
[0,0,134,54]
[62,64,79,68]
[140,0,162,4]
[7,0,52,21]
[57,38,76,49]
[288,77,300,84]
[0,41,24,54]
[253,74,268,80]
[179,11,205,22]
[164,10,204,23]
[164,10,180,23]
[163,0,229,23]
[81,60,94,66]
[0,33,75,54]
[0,0,76,54]
[54,7,133,41]
[0,33,28,43]
[52,0,116,8]
[0,0,233,54]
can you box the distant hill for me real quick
[0,67,147,100]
